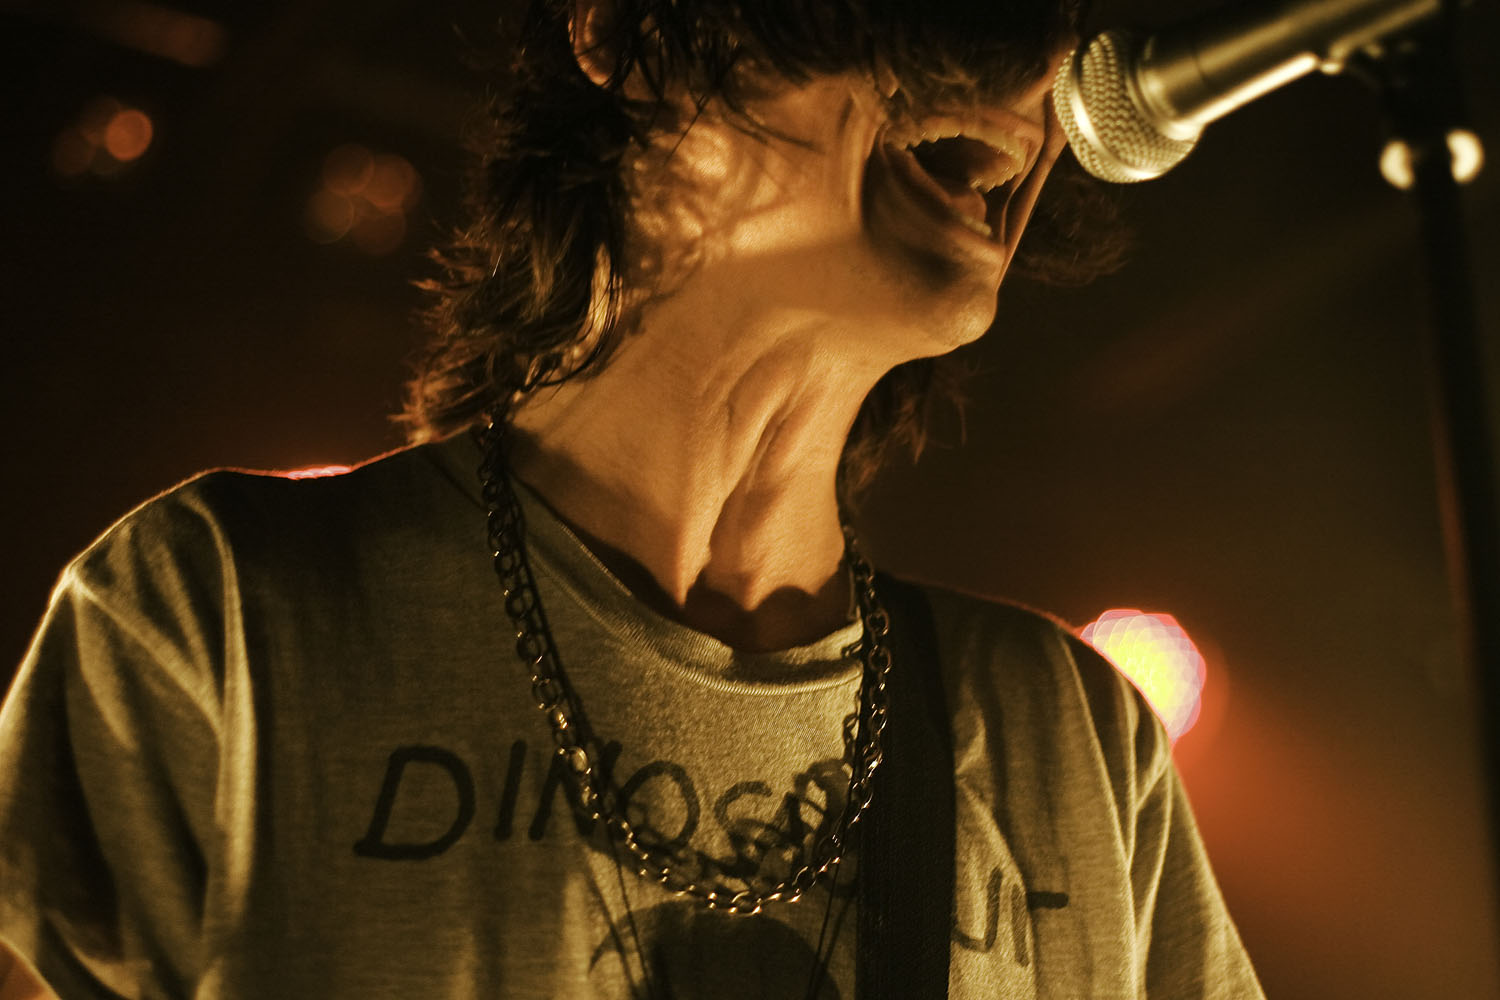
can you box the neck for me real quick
[507,303,896,652]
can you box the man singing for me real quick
[0,0,1263,996]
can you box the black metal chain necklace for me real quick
[478,420,892,919]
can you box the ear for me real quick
[569,0,617,89]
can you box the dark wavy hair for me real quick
[403,0,1124,499]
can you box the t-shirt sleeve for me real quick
[1106,645,1264,999]
[1135,759,1264,998]
[922,585,1266,997]
[0,494,232,1000]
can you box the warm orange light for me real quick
[323,144,375,197]
[51,98,156,178]
[307,145,422,255]
[51,129,95,177]
[280,465,352,480]
[363,154,421,213]
[1080,609,1206,742]
[78,97,122,144]
[79,1,228,68]
[103,108,153,161]
[305,189,357,243]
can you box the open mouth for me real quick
[879,116,1032,246]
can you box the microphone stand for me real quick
[1356,0,1499,933]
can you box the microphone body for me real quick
[1055,0,1442,182]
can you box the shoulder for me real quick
[913,576,1133,704]
[56,434,484,659]
[69,433,482,590]
[893,575,1168,794]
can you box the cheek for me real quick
[715,145,867,255]
[663,126,755,194]
[626,82,884,268]
[728,83,882,236]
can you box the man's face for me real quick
[618,40,1071,359]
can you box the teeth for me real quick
[969,171,1017,195]
[886,113,1030,194]
[953,213,994,239]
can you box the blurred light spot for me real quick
[51,129,96,177]
[1382,131,1486,190]
[79,96,123,144]
[1448,129,1484,184]
[280,465,352,480]
[78,0,227,68]
[364,155,421,212]
[1080,609,1206,742]
[103,108,154,161]
[50,97,155,178]
[322,144,375,197]
[305,189,357,243]
[306,144,422,255]
[1380,140,1415,190]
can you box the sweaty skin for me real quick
[509,4,1070,653]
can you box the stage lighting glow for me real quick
[52,128,95,177]
[103,108,154,162]
[307,145,422,255]
[51,98,155,178]
[1382,130,1486,190]
[77,1,228,68]
[305,189,356,244]
[280,465,353,480]
[1448,129,1485,185]
[323,144,375,197]
[1080,610,1206,742]
[364,155,422,213]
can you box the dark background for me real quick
[4,0,1499,996]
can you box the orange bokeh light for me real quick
[308,144,422,255]
[77,97,122,142]
[51,98,155,178]
[305,189,357,243]
[51,129,95,177]
[323,144,375,197]
[103,108,154,162]
[364,154,421,213]
[1080,609,1207,742]
[80,1,227,68]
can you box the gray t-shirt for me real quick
[0,432,1263,999]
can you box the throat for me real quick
[562,514,855,653]
[500,303,886,654]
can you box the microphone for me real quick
[1053,0,1444,182]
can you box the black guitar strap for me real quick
[856,574,954,999]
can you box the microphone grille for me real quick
[1053,31,1198,183]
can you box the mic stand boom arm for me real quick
[1141,0,1440,135]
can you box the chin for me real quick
[907,288,1002,357]
[847,239,1006,359]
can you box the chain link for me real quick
[480,424,890,916]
